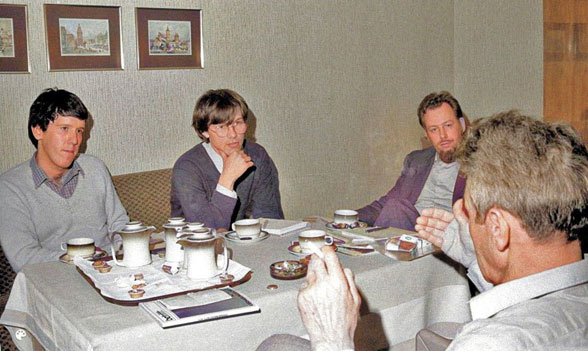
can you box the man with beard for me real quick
[357,91,467,231]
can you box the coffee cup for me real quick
[231,219,261,238]
[333,209,359,225]
[298,230,333,254]
[61,237,96,258]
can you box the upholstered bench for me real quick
[112,168,173,231]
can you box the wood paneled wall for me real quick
[544,0,588,142]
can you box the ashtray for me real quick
[270,260,307,280]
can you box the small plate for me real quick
[288,242,310,257]
[224,230,270,244]
[59,249,107,264]
[270,260,307,280]
[288,237,345,257]
[325,221,368,231]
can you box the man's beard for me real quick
[439,148,457,163]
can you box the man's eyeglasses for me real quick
[209,119,247,137]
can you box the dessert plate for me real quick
[287,238,344,257]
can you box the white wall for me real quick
[0,0,543,219]
[454,0,543,119]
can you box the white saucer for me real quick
[59,250,107,264]
[287,242,311,257]
[224,231,269,244]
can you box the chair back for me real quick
[112,168,172,231]
[0,244,17,350]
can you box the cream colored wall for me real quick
[454,0,543,119]
[0,0,542,220]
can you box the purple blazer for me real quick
[357,147,466,231]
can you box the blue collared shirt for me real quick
[30,153,84,199]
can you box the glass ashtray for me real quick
[269,260,307,280]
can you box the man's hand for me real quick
[414,208,455,247]
[218,149,254,190]
[416,200,478,270]
[298,246,361,351]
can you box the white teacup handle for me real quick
[231,223,236,231]
[325,235,334,246]
[60,242,67,251]
[218,238,229,273]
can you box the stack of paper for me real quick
[262,218,310,236]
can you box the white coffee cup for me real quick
[333,209,359,225]
[231,219,261,238]
[298,230,333,254]
[61,237,96,258]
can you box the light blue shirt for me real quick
[447,259,588,350]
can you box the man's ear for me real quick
[459,117,466,131]
[485,207,510,252]
[31,125,44,141]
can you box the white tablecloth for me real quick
[1,226,472,351]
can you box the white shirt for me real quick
[202,142,237,199]
[447,259,588,350]
[414,153,459,214]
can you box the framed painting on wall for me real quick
[0,4,30,73]
[44,4,123,71]
[136,7,202,70]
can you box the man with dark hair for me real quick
[357,91,467,230]
[0,88,129,272]
[261,112,588,350]
[171,89,283,230]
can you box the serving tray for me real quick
[75,252,252,306]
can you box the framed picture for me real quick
[136,7,202,70]
[44,4,123,71]
[0,4,29,73]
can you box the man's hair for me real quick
[28,88,88,148]
[417,91,464,127]
[192,89,249,140]
[457,110,588,243]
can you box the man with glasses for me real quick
[171,89,284,230]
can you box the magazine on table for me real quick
[140,287,260,328]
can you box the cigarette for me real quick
[307,242,324,259]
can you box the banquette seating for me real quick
[111,168,173,231]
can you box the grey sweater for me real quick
[0,154,129,272]
[171,140,284,229]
